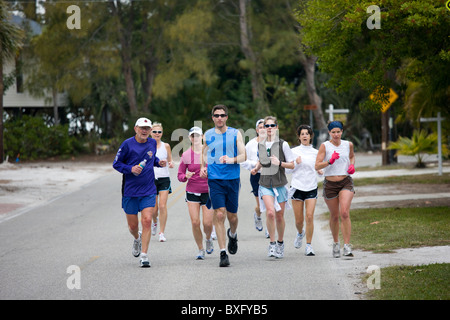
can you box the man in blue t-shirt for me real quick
[113,117,167,268]
[200,105,246,267]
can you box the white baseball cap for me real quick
[189,126,203,136]
[256,119,264,127]
[135,117,152,127]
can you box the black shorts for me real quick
[185,192,209,206]
[250,173,261,197]
[291,188,318,201]
[155,177,172,195]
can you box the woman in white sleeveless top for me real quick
[315,121,355,258]
[151,122,174,242]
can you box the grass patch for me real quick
[352,173,450,187]
[365,263,450,300]
[349,206,450,253]
[317,173,450,188]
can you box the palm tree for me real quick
[0,0,23,163]
[388,129,447,168]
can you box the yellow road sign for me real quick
[370,88,398,113]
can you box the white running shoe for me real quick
[132,231,142,257]
[151,220,158,236]
[211,227,217,240]
[139,254,151,268]
[159,232,166,242]
[254,212,263,231]
[332,242,341,258]
[275,242,284,259]
[294,230,305,249]
[196,249,206,260]
[343,244,353,257]
[268,243,277,257]
[206,238,214,254]
[305,244,315,256]
[265,229,270,238]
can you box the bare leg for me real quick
[338,190,354,244]
[140,207,154,254]
[158,190,170,234]
[188,202,203,250]
[304,198,317,244]
[325,197,340,243]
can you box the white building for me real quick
[3,14,67,111]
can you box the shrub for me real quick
[4,115,84,161]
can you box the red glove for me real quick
[347,164,355,174]
[328,151,340,165]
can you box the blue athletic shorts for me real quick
[207,178,240,213]
[259,185,288,203]
[122,194,156,215]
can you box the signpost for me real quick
[370,88,399,165]
[325,104,349,122]
[420,112,445,176]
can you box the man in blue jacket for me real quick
[113,117,167,268]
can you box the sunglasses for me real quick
[213,114,228,118]
[152,131,162,134]
[264,124,277,128]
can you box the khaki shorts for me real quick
[323,176,355,200]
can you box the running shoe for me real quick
[227,228,238,254]
[219,251,230,267]
[206,238,214,254]
[254,212,263,231]
[305,244,315,256]
[196,249,206,260]
[343,244,354,257]
[275,242,284,259]
[268,242,277,257]
[139,254,151,268]
[265,229,270,238]
[159,232,166,242]
[294,230,305,249]
[332,242,341,258]
[132,231,142,257]
[151,219,158,236]
[211,226,217,240]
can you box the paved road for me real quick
[0,168,361,301]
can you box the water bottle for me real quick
[133,159,147,176]
[139,159,147,169]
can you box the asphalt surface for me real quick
[0,170,361,301]
[0,153,448,302]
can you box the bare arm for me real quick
[165,143,174,168]
[348,142,355,166]
[200,135,208,178]
[219,130,247,164]
[315,144,329,171]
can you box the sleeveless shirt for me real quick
[205,127,240,180]
[323,140,351,176]
[154,141,170,179]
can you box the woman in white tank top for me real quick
[150,122,174,242]
[315,121,355,258]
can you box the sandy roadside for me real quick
[0,160,114,216]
